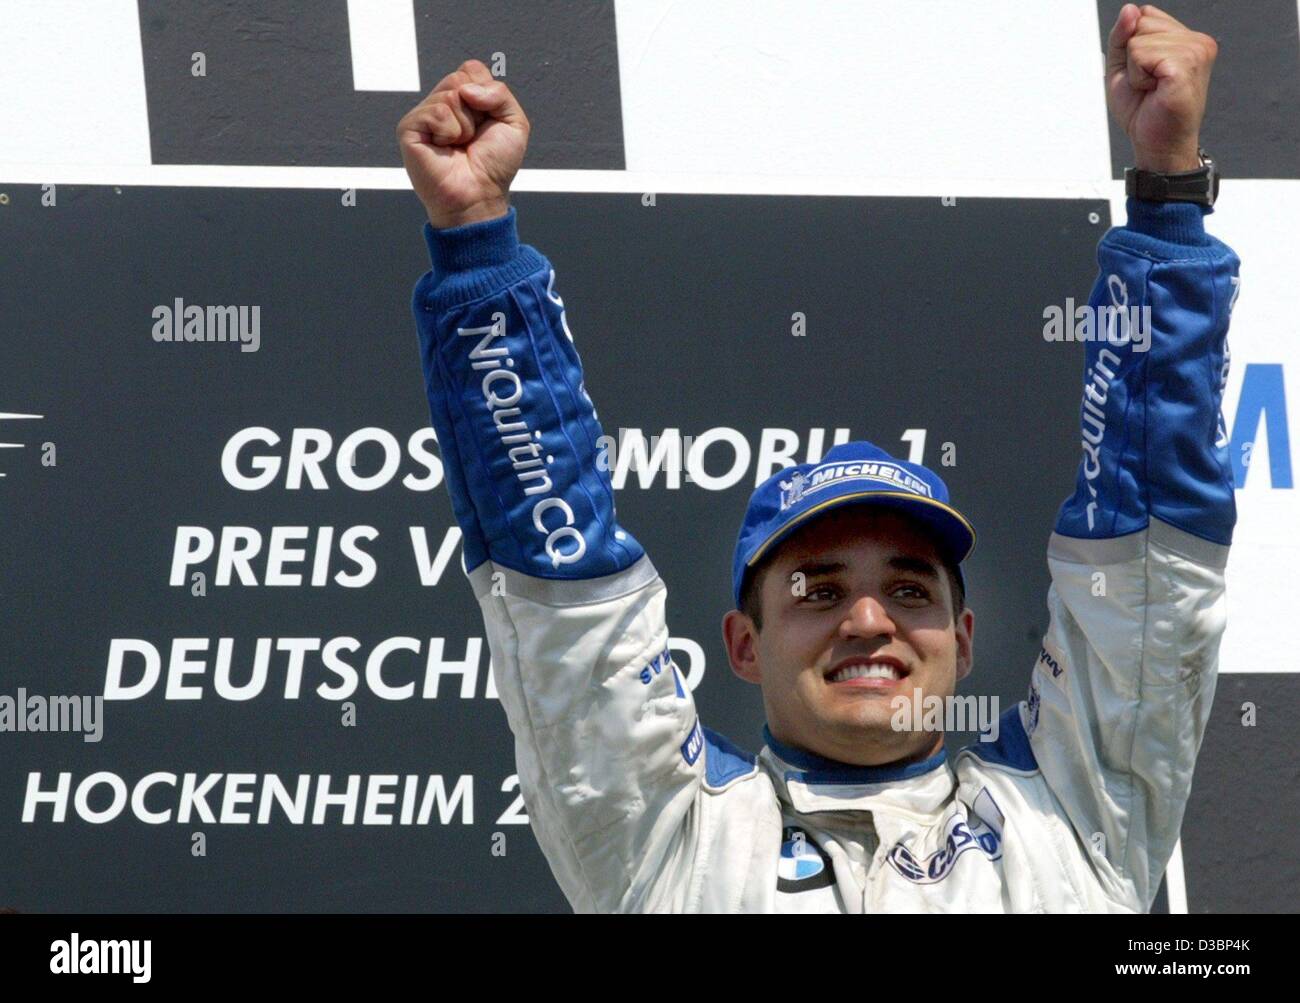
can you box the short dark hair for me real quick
[738,548,966,633]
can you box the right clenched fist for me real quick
[397,59,530,229]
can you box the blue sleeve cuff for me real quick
[417,205,549,314]
[1124,197,1210,247]
[422,205,520,273]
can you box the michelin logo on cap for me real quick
[779,461,933,511]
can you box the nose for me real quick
[838,592,897,640]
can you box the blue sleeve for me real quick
[1054,198,1241,545]
[410,207,646,579]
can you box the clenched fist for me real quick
[397,59,530,229]
[1106,4,1218,173]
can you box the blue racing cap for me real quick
[731,440,976,608]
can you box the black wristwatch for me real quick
[1124,147,1219,207]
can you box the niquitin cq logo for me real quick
[458,308,588,569]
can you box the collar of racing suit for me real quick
[760,725,956,821]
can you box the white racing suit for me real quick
[411,200,1240,912]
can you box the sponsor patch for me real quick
[777,826,835,893]
[639,647,678,688]
[886,802,1003,885]
[1035,644,1068,693]
[681,719,704,766]
[779,460,932,510]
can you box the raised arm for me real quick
[1027,6,1238,910]
[399,64,707,912]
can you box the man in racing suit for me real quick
[399,4,1238,911]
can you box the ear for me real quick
[954,606,976,682]
[722,609,763,685]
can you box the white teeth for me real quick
[828,662,900,683]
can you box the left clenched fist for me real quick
[1106,3,1218,173]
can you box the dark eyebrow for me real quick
[888,555,940,580]
[783,556,940,582]
[788,561,848,579]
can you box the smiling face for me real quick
[723,507,975,767]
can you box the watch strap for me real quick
[1124,148,1219,207]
